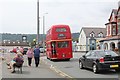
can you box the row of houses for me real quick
[74,1,120,54]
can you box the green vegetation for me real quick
[1,33,79,42]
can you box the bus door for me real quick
[51,42,57,57]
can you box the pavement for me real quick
[1,51,85,79]
[1,52,63,79]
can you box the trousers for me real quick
[34,57,40,67]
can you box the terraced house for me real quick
[100,2,120,54]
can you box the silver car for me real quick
[39,47,45,53]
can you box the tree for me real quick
[29,39,36,48]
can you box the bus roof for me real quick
[51,24,69,28]
[46,24,71,41]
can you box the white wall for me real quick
[78,29,86,51]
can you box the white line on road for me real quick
[41,58,73,78]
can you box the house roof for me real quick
[113,9,118,15]
[82,27,106,38]
[117,7,120,17]
[109,9,117,21]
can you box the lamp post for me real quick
[37,0,40,45]
[43,13,48,51]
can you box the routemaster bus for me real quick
[46,25,73,60]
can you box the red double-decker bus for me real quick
[46,25,73,60]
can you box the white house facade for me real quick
[77,27,106,52]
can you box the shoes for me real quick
[6,63,10,66]
[28,65,31,67]
[36,64,38,67]
[11,70,16,73]
[7,66,11,69]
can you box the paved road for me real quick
[2,53,62,78]
[41,52,120,79]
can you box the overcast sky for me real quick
[0,0,119,34]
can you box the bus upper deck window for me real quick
[56,28,66,32]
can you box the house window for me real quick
[106,25,108,36]
[118,22,120,34]
[98,34,100,37]
[90,32,95,37]
[91,34,94,37]
[98,32,103,37]
[112,25,116,36]
[90,34,91,37]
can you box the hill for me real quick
[1,33,79,42]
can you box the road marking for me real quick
[50,64,73,78]
[41,57,74,79]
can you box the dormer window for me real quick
[98,32,103,37]
[90,32,95,37]
[91,33,94,37]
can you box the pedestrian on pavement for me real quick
[19,46,24,55]
[34,45,40,67]
[12,47,17,53]
[16,47,19,53]
[26,47,34,67]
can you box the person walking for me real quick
[19,46,24,55]
[26,47,34,67]
[34,45,40,67]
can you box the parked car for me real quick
[39,46,45,53]
[79,50,120,73]
[23,48,28,55]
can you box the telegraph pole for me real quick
[37,0,39,45]
[43,15,45,47]
[43,13,48,51]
